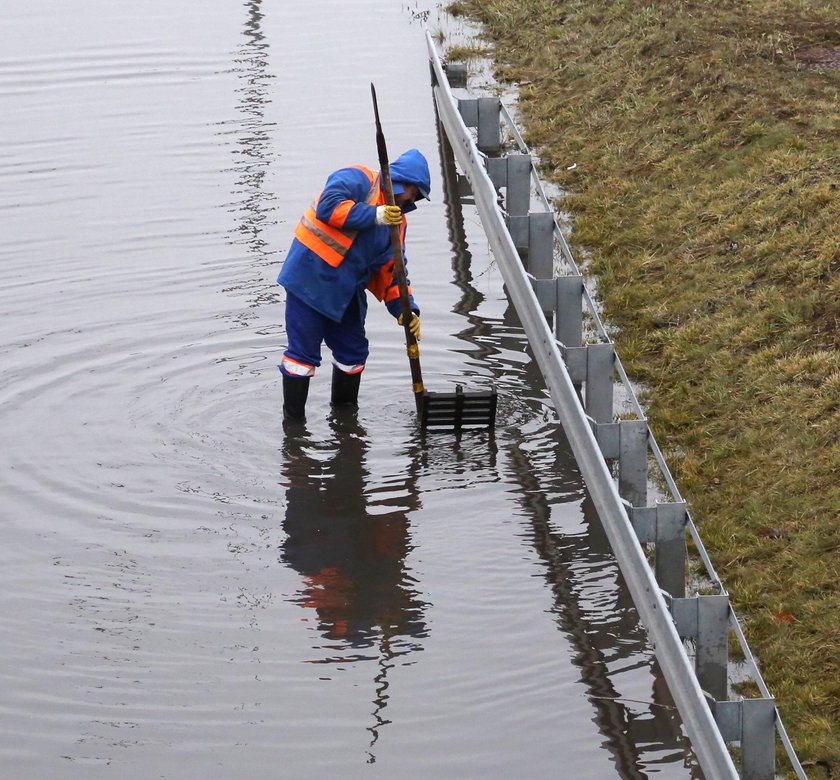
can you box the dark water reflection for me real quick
[280,412,430,762]
[280,414,428,662]
[230,0,275,261]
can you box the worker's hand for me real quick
[375,205,403,226]
[398,312,421,341]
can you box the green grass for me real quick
[444,43,490,62]
[448,0,839,774]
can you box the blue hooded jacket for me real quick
[390,147,431,204]
[278,149,431,323]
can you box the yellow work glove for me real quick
[375,205,403,226]
[398,312,421,341]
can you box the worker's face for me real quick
[395,183,421,206]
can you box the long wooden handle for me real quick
[371,84,424,410]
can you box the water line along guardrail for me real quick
[427,32,806,780]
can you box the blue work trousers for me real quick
[281,291,369,377]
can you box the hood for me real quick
[389,148,431,202]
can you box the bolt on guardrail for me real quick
[427,31,806,780]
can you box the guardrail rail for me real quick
[427,31,806,780]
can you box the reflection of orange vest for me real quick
[293,166,381,268]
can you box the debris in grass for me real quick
[794,45,840,70]
[757,526,790,539]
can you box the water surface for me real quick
[1,1,699,777]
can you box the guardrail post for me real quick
[593,419,647,506]
[507,154,531,216]
[656,502,687,598]
[565,342,613,422]
[526,212,554,280]
[742,698,777,779]
[697,596,729,703]
[618,419,648,507]
[530,274,585,347]
[714,698,776,779]
[507,217,528,250]
[584,342,614,424]
[444,61,468,88]
[457,97,477,128]
[459,97,501,154]
[477,97,501,154]
[671,595,730,701]
[554,275,583,348]
[487,154,532,249]
[629,503,687,597]
[455,173,472,200]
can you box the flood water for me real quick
[1,1,701,777]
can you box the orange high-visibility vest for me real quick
[293,166,381,268]
[366,226,406,302]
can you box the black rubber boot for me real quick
[282,375,310,423]
[330,366,361,407]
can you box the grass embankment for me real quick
[447,0,839,773]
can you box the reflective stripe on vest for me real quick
[293,168,380,268]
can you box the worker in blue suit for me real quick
[278,148,431,423]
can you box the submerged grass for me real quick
[448,0,839,773]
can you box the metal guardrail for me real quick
[427,32,806,780]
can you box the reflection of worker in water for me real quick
[280,419,427,656]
